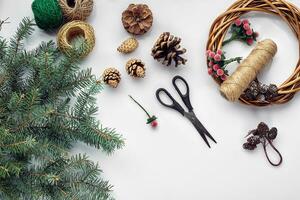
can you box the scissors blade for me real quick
[184,112,217,148]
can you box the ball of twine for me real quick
[59,0,94,21]
[220,39,277,102]
[207,0,300,106]
[57,20,95,58]
[32,0,63,30]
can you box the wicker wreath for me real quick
[206,0,300,106]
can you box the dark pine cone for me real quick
[243,79,278,102]
[247,135,261,145]
[102,67,121,88]
[267,127,278,140]
[257,122,269,136]
[243,142,257,151]
[151,32,187,67]
[126,59,146,78]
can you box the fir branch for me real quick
[0,17,123,199]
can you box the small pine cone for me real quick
[257,122,269,136]
[117,37,139,54]
[243,142,257,151]
[267,127,278,140]
[126,59,146,78]
[151,32,187,67]
[102,68,121,88]
[247,135,261,145]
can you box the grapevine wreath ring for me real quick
[206,0,300,106]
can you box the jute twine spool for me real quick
[207,0,300,106]
[57,20,95,57]
[59,0,93,21]
[220,39,277,102]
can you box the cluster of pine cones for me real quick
[102,59,146,88]
[242,79,278,102]
[103,4,189,88]
[243,122,278,151]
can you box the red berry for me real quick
[221,75,227,81]
[243,23,250,30]
[206,50,211,56]
[246,29,253,36]
[235,19,242,26]
[209,52,215,58]
[213,64,220,71]
[214,54,222,61]
[217,69,224,76]
[247,38,254,45]
[242,19,249,24]
[208,68,213,75]
[151,121,158,128]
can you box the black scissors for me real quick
[156,75,217,148]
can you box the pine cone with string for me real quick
[117,37,139,54]
[122,4,153,35]
[151,32,187,67]
[102,68,121,88]
[126,59,146,78]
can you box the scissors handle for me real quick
[156,88,185,115]
[172,76,193,111]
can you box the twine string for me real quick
[59,0,94,21]
[57,20,95,58]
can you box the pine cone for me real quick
[151,32,187,67]
[102,68,121,88]
[117,37,139,54]
[122,4,153,35]
[126,59,146,78]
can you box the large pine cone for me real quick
[102,68,121,88]
[151,32,187,67]
[126,59,146,78]
[122,4,153,35]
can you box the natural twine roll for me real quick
[57,20,95,58]
[220,39,277,102]
[59,0,94,21]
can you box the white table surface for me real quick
[1,0,300,199]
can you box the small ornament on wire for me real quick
[243,122,283,167]
[129,95,158,128]
[223,18,259,46]
[0,17,10,31]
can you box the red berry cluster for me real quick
[206,49,227,81]
[224,18,259,46]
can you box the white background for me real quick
[1,0,300,199]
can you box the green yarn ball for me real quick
[32,0,63,30]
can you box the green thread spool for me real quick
[32,0,64,30]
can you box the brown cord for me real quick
[263,138,283,167]
[57,20,95,58]
[206,0,300,106]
